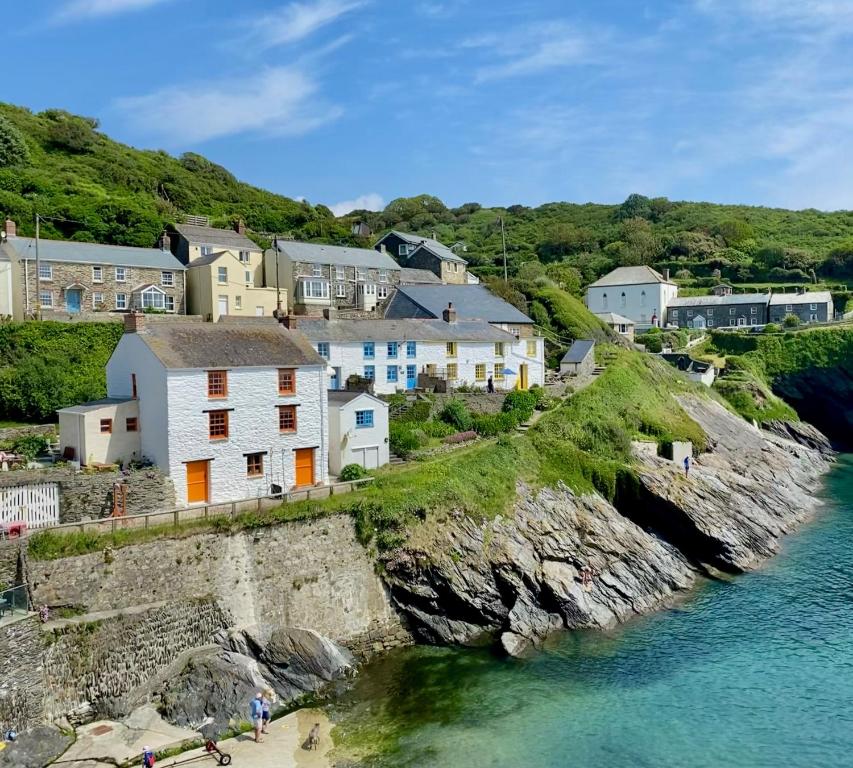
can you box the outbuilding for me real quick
[560,339,596,376]
[57,398,140,466]
[327,391,389,475]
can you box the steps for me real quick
[389,453,406,466]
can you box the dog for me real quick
[308,723,320,751]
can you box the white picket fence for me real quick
[0,482,60,529]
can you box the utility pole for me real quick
[273,236,282,318]
[499,216,508,282]
[34,213,41,321]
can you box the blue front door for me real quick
[66,289,82,314]
[406,365,417,390]
[330,367,340,390]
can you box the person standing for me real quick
[684,455,690,478]
[250,693,264,743]
[487,375,495,394]
[142,746,155,767]
[261,687,275,734]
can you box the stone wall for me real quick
[0,541,22,589]
[42,599,230,721]
[0,617,46,730]
[429,392,507,415]
[0,424,56,443]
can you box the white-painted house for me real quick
[585,266,678,329]
[297,309,545,394]
[327,391,390,475]
[93,314,329,506]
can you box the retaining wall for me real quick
[0,617,46,730]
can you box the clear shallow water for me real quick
[334,456,853,768]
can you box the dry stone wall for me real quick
[0,617,46,730]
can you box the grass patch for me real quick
[532,285,616,342]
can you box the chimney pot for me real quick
[278,314,298,330]
[663,268,670,281]
[4,219,16,238]
[124,311,145,334]
[323,307,338,321]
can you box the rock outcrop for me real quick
[384,397,832,655]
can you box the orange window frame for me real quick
[278,405,297,433]
[246,453,264,477]
[207,370,228,399]
[208,410,229,440]
[278,368,296,395]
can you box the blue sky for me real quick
[7,0,853,213]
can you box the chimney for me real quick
[323,307,338,321]
[442,302,457,323]
[3,219,16,239]
[234,219,246,235]
[379,244,387,254]
[278,314,298,330]
[124,311,145,334]
[663,268,670,281]
[158,231,171,251]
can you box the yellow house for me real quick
[172,220,285,321]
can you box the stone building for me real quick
[0,225,186,320]
[560,339,595,376]
[666,293,770,329]
[768,290,834,324]
[375,230,468,284]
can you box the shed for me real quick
[57,398,140,466]
[327,391,390,475]
[561,339,596,376]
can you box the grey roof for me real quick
[174,224,260,251]
[769,291,833,306]
[595,312,635,326]
[135,323,324,369]
[298,317,516,343]
[276,240,401,270]
[187,251,229,268]
[668,293,770,308]
[57,398,133,414]
[561,339,595,364]
[400,267,443,285]
[387,285,533,324]
[6,238,186,270]
[384,231,467,264]
[588,266,674,288]
[328,390,387,407]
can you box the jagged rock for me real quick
[500,632,530,657]
[0,725,72,768]
[761,419,836,455]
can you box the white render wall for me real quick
[586,282,677,327]
[319,336,544,394]
[166,365,329,506]
[328,396,390,475]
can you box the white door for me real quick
[255,306,264,316]
[364,446,380,469]
[218,295,229,317]
[737,317,746,326]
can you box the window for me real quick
[730,308,736,315]
[446,363,458,380]
[452,263,459,273]
[246,453,264,478]
[446,342,457,357]
[602,293,608,310]
[707,308,714,316]
[398,244,408,256]
[494,368,505,382]
[750,307,757,314]
[387,342,398,359]
[387,366,399,383]
[131,373,137,399]
[239,251,251,263]
[99,418,112,434]
[364,365,375,380]
[93,292,104,309]
[475,364,486,382]
[810,303,818,311]
[165,295,175,313]
[312,264,322,277]
[750,318,757,325]
[363,342,375,359]
[201,245,213,256]
[255,306,264,316]
[126,417,138,432]
[785,304,793,312]
[406,341,417,358]
[115,267,127,283]
[217,267,228,284]
[137,287,166,310]
[810,313,818,321]
[526,340,537,357]
[231,295,240,311]
[355,410,374,428]
[92,266,103,283]
[245,270,252,285]
[708,319,714,327]
[687,310,693,318]
[317,342,329,359]
[378,285,389,300]
[208,410,229,440]
[495,342,505,357]
[379,270,388,283]
[278,368,296,395]
[641,290,647,307]
[356,267,367,281]
[672,310,679,318]
[161,271,174,287]
[620,292,627,308]
[335,266,345,281]
[39,290,53,308]
[336,283,347,298]
[207,370,227,398]
[302,280,329,299]
[38,263,53,281]
[278,405,297,432]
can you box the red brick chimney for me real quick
[278,314,298,330]
[234,219,246,235]
[124,311,145,334]
[442,302,457,323]
[3,219,16,239]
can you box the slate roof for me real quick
[379,231,467,264]
[57,398,134,414]
[328,390,387,407]
[561,339,595,364]
[588,266,673,288]
[5,238,185,270]
[769,291,833,306]
[400,267,443,285]
[174,224,259,251]
[187,251,230,268]
[387,285,533,324]
[298,318,515,343]
[136,323,324,369]
[668,293,770,308]
[276,240,401,270]
[595,312,635,326]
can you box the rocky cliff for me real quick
[384,397,833,655]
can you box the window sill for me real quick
[209,437,228,442]
[278,391,296,397]
[247,474,264,480]
[279,429,297,435]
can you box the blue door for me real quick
[406,365,417,390]
[66,289,82,314]
[330,367,340,390]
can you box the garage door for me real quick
[353,446,380,470]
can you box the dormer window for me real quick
[312,264,322,277]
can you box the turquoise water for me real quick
[335,456,853,767]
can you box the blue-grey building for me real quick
[768,291,834,324]
[666,293,770,329]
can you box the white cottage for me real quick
[327,391,390,475]
[585,266,678,329]
[96,314,329,506]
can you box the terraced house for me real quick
[375,231,469,285]
[768,291,834,325]
[1,220,186,320]
[666,293,770,329]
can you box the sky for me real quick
[6,0,853,214]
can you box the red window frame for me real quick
[246,453,264,478]
[278,368,296,395]
[208,410,229,440]
[207,370,228,399]
[278,405,297,433]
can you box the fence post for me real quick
[145,514,149,531]
[231,502,236,519]
[173,510,179,527]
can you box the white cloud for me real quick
[329,193,384,217]
[114,66,341,145]
[53,0,173,23]
[247,0,366,49]
[695,0,853,35]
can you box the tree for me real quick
[0,116,29,167]
[715,219,755,247]
[545,264,582,295]
[46,112,98,153]
[619,217,659,265]
[618,194,652,221]
[536,223,597,262]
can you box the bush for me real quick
[439,399,473,431]
[0,116,29,167]
[472,412,520,437]
[763,323,781,334]
[12,434,48,460]
[389,423,423,456]
[420,420,455,438]
[398,400,431,423]
[783,314,801,328]
[339,463,369,481]
[639,334,663,353]
[503,390,537,416]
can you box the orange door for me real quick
[186,460,209,504]
[294,449,315,487]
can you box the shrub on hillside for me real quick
[12,434,48,460]
[639,334,663,353]
[420,420,455,438]
[440,399,473,431]
[472,412,520,437]
[763,323,781,334]
[339,463,369,481]
[783,314,801,328]
[0,116,29,167]
[389,423,423,456]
